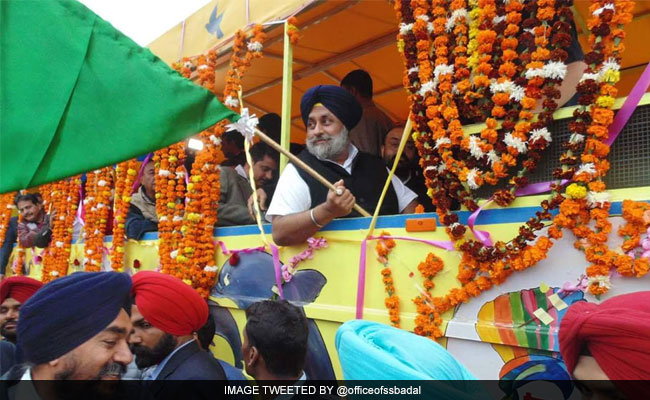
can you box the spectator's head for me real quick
[195,314,216,352]
[246,142,279,188]
[15,193,45,223]
[129,271,208,369]
[0,276,43,344]
[559,291,650,399]
[341,69,373,101]
[300,85,362,162]
[222,130,245,160]
[381,125,418,178]
[242,300,308,380]
[140,159,155,199]
[17,272,133,381]
[258,113,282,145]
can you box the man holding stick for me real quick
[266,85,417,246]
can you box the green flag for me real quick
[0,0,238,193]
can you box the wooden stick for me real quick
[253,127,372,217]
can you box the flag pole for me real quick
[253,127,371,217]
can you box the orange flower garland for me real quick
[169,26,266,297]
[376,232,400,327]
[42,177,81,283]
[83,167,113,271]
[0,192,16,254]
[286,17,300,44]
[110,159,139,271]
[413,253,444,338]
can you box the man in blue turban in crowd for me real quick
[267,85,417,246]
[1,272,135,399]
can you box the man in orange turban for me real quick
[129,271,225,398]
[0,276,42,344]
[559,291,650,399]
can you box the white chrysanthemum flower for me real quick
[407,66,419,75]
[569,133,585,144]
[418,80,436,96]
[492,15,507,24]
[446,9,469,32]
[580,72,600,82]
[523,28,536,35]
[586,191,611,208]
[159,216,169,222]
[6,204,14,209]
[434,64,454,78]
[466,168,480,190]
[66,196,72,202]
[503,132,528,154]
[197,65,209,71]
[587,274,611,288]
[209,135,221,146]
[158,169,171,177]
[576,163,597,176]
[204,266,218,272]
[435,137,452,149]
[55,241,64,248]
[592,3,615,16]
[247,41,263,52]
[86,249,94,255]
[449,222,461,231]
[416,14,430,22]
[525,68,545,79]
[183,61,193,69]
[509,84,526,102]
[51,271,60,277]
[468,136,484,159]
[172,216,183,222]
[224,95,239,108]
[487,150,500,166]
[399,23,414,35]
[542,61,567,80]
[438,163,447,173]
[530,128,552,143]
[601,58,620,73]
[94,229,101,235]
[98,203,106,209]
[97,180,107,187]
[90,206,97,212]
[170,250,179,259]
[427,22,434,34]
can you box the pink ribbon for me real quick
[515,179,569,197]
[557,275,588,296]
[467,198,494,246]
[356,235,455,319]
[131,153,153,194]
[76,186,85,226]
[605,61,650,146]
[214,240,284,299]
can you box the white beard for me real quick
[306,127,349,161]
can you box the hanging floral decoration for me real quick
[110,159,139,271]
[286,17,301,44]
[42,177,81,283]
[82,167,113,271]
[392,0,638,336]
[0,192,16,254]
[164,25,266,297]
[376,232,400,327]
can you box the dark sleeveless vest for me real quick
[293,149,399,218]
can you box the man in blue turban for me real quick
[267,85,417,246]
[1,272,134,398]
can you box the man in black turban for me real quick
[266,85,417,246]
[1,272,135,399]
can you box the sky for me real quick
[78,0,212,46]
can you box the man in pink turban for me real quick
[559,291,650,399]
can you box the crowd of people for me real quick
[1,271,649,399]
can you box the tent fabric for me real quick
[0,0,238,193]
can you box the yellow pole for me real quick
[366,118,413,237]
[279,20,294,173]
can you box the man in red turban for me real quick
[0,276,42,343]
[130,271,225,398]
[559,291,650,399]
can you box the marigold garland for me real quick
[393,0,638,337]
[376,232,400,327]
[82,167,113,271]
[110,159,139,271]
[0,192,16,256]
[169,25,266,297]
[42,177,81,283]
